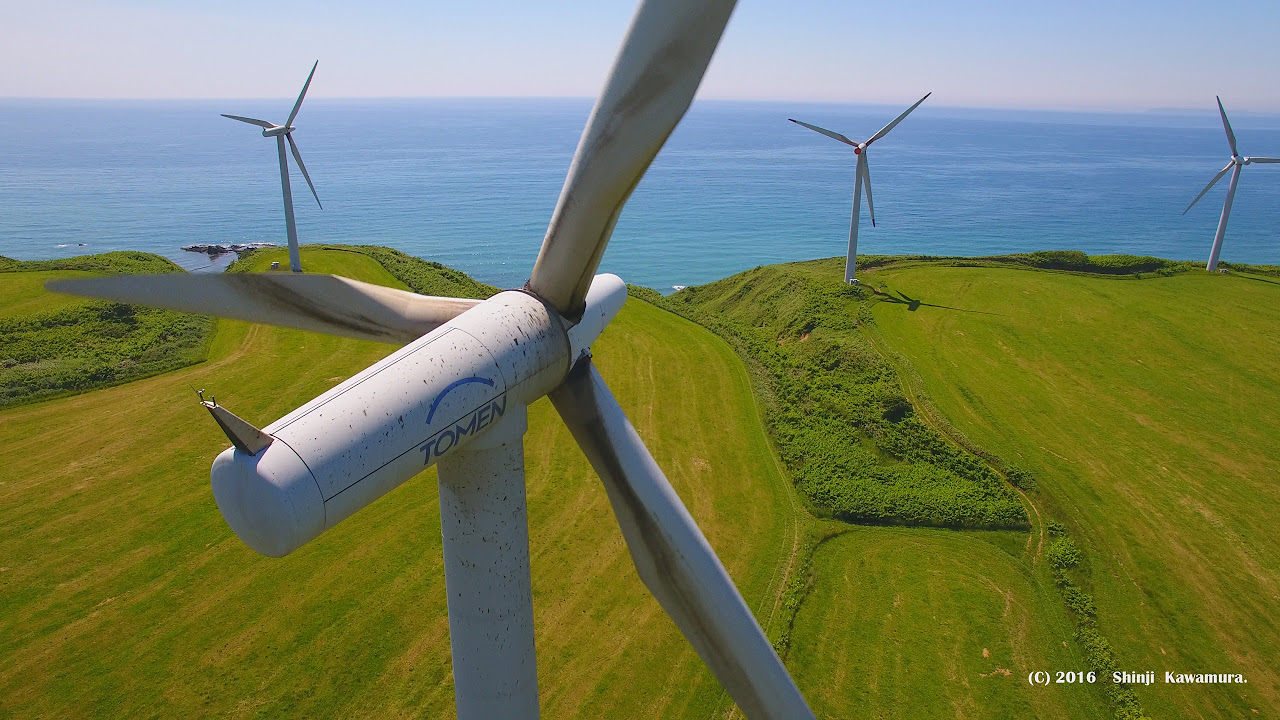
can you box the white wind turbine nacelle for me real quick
[49,1,816,718]
[211,276,626,557]
[1184,96,1280,271]
[788,92,930,284]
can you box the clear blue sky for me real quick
[4,0,1280,112]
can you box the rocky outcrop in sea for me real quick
[181,242,277,256]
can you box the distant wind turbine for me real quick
[790,93,930,284]
[223,61,323,273]
[1184,96,1280,272]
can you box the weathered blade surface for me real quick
[47,273,479,344]
[287,61,318,128]
[222,114,275,129]
[867,91,930,145]
[788,118,857,147]
[1246,157,1280,163]
[549,359,816,720]
[1184,160,1234,214]
[860,153,876,227]
[1217,96,1238,157]
[527,0,736,320]
[287,134,322,209]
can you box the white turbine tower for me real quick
[789,93,930,284]
[49,2,816,719]
[223,61,323,273]
[1184,96,1280,272]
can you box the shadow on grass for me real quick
[877,290,1003,316]
[1234,273,1280,287]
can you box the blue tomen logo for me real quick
[419,375,507,464]
[426,376,496,424]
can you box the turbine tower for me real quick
[49,2,816,718]
[1184,96,1280,271]
[789,93,930,284]
[223,61,323,273]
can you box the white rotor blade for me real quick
[222,114,275,129]
[1184,160,1235,214]
[286,61,318,128]
[787,118,857,147]
[527,0,736,319]
[860,154,876,227]
[1217,96,1238,157]
[287,135,322,209]
[1247,157,1280,163]
[867,92,931,145]
[549,359,815,720]
[47,273,478,345]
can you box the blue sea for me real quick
[2,98,1278,290]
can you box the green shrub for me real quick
[1046,536,1082,570]
[1061,583,1096,617]
[626,284,665,305]
[1005,465,1037,490]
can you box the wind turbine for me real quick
[789,93,930,284]
[222,61,323,273]
[48,2,815,718]
[1184,96,1280,271]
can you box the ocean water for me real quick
[2,98,1278,290]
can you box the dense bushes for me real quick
[1005,466,1037,490]
[1,253,212,408]
[857,250,1199,276]
[1,303,211,408]
[1045,525,1148,719]
[0,251,185,275]
[655,264,1027,530]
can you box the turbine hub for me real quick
[854,146,863,155]
[262,126,293,138]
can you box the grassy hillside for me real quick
[286,244,500,298]
[866,261,1280,718]
[653,261,1106,718]
[0,253,212,409]
[660,262,1026,530]
[0,247,800,719]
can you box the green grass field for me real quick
[0,247,801,719]
[867,262,1280,718]
[8,246,1275,719]
[790,526,1098,720]
[0,271,97,319]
